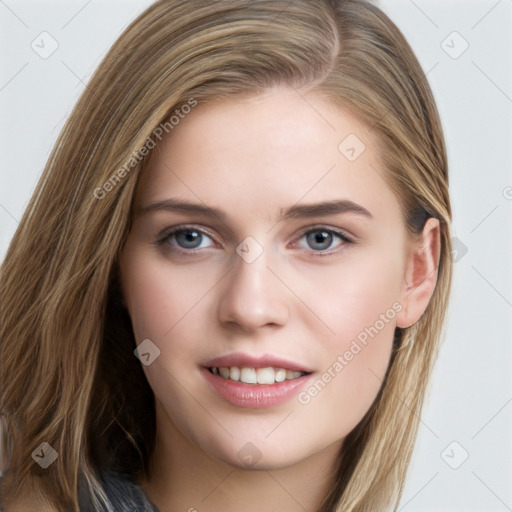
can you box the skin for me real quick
[119,87,440,512]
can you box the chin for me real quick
[220,450,302,472]
[200,433,316,472]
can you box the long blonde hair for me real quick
[0,1,452,510]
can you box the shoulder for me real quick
[98,471,160,512]
[1,472,158,512]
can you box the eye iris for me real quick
[307,231,332,250]
[176,230,202,249]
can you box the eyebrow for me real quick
[138,198,373,221]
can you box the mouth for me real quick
[201,353,314,408]
[207,366,308,385]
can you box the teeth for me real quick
[256,367,274,385]
[210,366,306,384]
[229,366,240,381]
[275,368,286,382]
[240,367,257,384]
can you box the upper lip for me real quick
[203,352,314,373]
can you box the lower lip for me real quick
[201,368,312,409]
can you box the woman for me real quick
[0,0,452,510]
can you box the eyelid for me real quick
[154,223,355,253]
[293,224,355,243]
[154,224,220,248]
[289,225,355,256]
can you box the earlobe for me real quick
[396,218,441,328]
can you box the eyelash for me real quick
[154,224,354,257]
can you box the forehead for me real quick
[135,87,399,223]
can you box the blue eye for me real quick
[159,228,214,250]
[299,229,350,252]
[155,225,351,255]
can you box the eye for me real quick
[157,227,215,250]
[297,228,352,252]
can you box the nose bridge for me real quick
[235,245,270,294]
[217,240,289,330]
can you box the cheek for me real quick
[120,242,218,343]
[119,244,216,414]
[302,339,393,440]
[290,244,404,342]
[298,304,396,437]
[292,249,401,429]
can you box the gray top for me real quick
[80,472,160,512]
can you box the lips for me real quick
[203,353,313,374]
[201,352,314,408]
[209,366,305,385]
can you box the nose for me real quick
[217,248,290,332]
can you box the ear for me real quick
[396,218,441,328]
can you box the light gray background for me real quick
[1,1,511,510]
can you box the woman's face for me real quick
[120,87,419,471]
